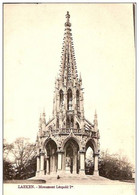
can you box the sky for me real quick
[4,3,135,166]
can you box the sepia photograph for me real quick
[3,2,135,195]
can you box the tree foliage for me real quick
[3,137,37,180]
[99,150,133,180]
[3,160,15,180]
[3,139,15,180]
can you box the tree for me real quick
[3,137,37,180]
[99,150,133,180]
[3,139,14,161]
[3,160,14,180]
[11,137,36,179]
[3,139,14,180]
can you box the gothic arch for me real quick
[67,88,72,110]
[59,89,64,106]
[43,138,58,174]
[67,88,72,94]
[76,89,80,109]
[85,138,97,153]
[61,136,81,151]
[43,137,58,150]
[63,137,80,174]
[66,116,70,128]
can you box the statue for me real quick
[66,156,71,167]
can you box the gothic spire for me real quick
[59,11,78,83]
[94,110,98,130]
[39,113,42,129]
[42,110,46,124]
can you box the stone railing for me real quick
[59,128,81,134]
[42,128,97,138]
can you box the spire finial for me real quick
[94,109,98,130]
[43,108,45,117]
[39,113,42,128]
[66,11,70,19]
[65,11,71,27]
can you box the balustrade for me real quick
[43,128,96,136]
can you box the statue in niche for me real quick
[66,156,71,167]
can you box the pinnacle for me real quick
[59,12,78,83]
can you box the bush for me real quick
[99,151,133,180]
[3,160,14,180]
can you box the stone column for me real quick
[53,155,56,172]
[46,157,50,174]
[79,151,85,175]
[73,154,77,174]
[52,154,56,173]
[36,155,40,176]
[57,152,63,175]
[64,92,67,111]
[40,152,45,175]
[73,88,76,111]
[93,153,99,176]
[80,92,84,117]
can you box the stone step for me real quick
[29,174,110,182]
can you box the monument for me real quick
[36,11,100,177]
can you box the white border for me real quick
[1,1,137,195]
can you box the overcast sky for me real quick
[4,3,135,166]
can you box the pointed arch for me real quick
[63,137,80,174]
[76,89,80,110]
[59,89,64,106]
[61,136,81,151]
[43,138,58,174]
[85,138,97,153]
[43,137,58,150]
[66,116,70,129]
[71,116,74,128]
[67,88,72,110]
[85,147,94,175]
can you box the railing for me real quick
[42,128,97,138]
[61,128,81,134]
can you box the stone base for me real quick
[57,170,64,176]
[49,171,57,175]
[93,170,99,176]
[36,171,40,177]
[39,170,45,176]
[65,167,71,174]
[79,170,85,175]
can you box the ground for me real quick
[4,176,135,195]
[4,174,135,185]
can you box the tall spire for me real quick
[94,110,98,131]
[59,11,78,83]
[42,110,46,124]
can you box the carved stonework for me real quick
[35,11,100,176]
